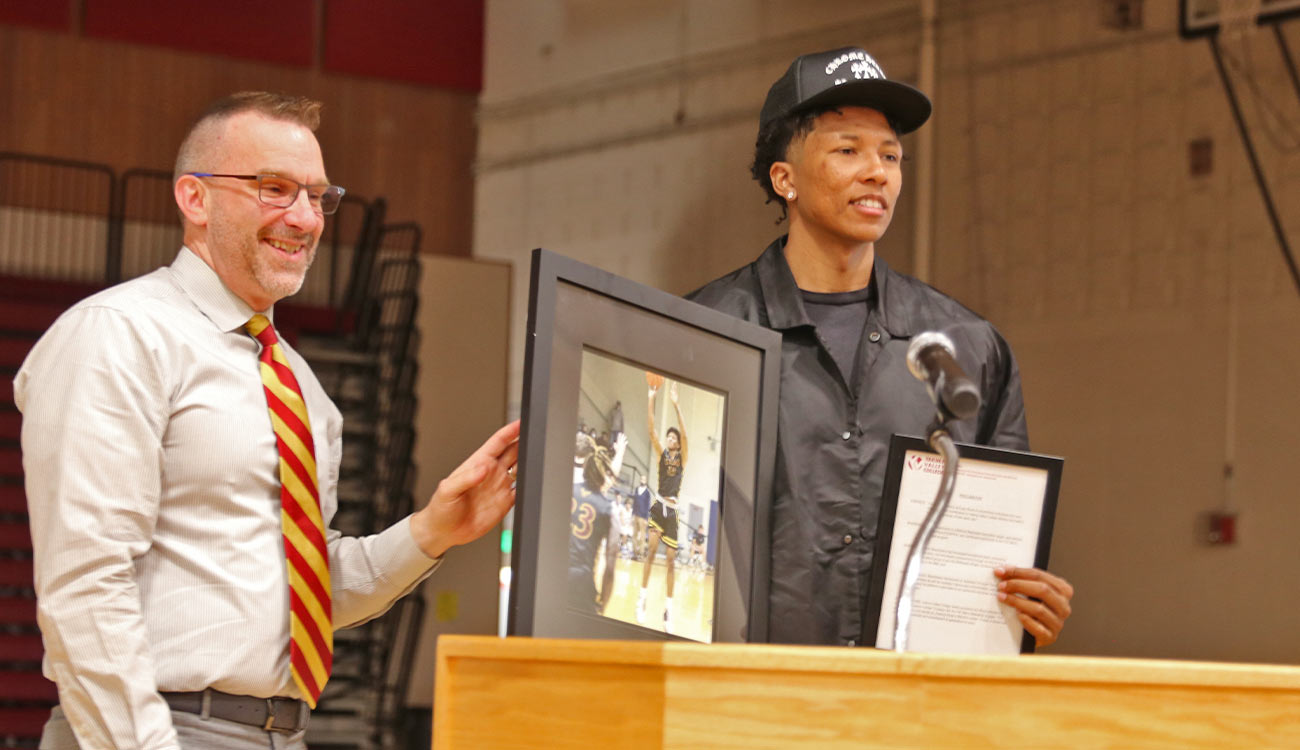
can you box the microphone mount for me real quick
[893,330,980,653]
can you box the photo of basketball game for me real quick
[568,348,725,643]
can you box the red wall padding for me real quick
[0,3,70,30]
[3,1,484,91]
[83,0,315,67]
[322,0,483,92]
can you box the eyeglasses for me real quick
[187,173,346,215]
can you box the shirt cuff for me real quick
[384,515,444,581]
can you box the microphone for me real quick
[906,331,981,421]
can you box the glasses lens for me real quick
[320,186,345,215]
[256,176,299,208]
[253,175,343,215]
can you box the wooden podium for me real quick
[434,635,1300,749]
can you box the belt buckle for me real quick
[264,698,276,731]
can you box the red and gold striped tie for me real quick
[246,314,333,707]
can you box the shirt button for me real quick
[843,534,853,545]
[841,430,852,440]
[868,331,881,343]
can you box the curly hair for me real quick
[582,446,615,493]
[751,106,902,221]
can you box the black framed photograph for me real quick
[866,435,1063,654]
[507,249,781,644]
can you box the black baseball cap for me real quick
[759,46,932,134]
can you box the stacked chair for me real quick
[297,221,428,750]
[0,152,115,743]
[0,277,70,740]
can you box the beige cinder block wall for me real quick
[475,0,1300,664]
[929,0,1300,663]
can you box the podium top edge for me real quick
[435,635,1300,690]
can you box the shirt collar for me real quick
[169,247,272,333]
[754,235,917,337]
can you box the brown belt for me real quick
[160,689,309,733]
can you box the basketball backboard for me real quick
[1180,0,1300,37]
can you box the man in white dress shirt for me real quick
[15,92,519,749]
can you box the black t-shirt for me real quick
[801,285,873,386]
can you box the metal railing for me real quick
[0,153,383,311]
[0,153,116,285]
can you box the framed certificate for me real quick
[867,435,1063,654]
[507,248,781,644]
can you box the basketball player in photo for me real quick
[568,436,620,615]
[637,375,689,630]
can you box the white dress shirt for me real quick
[15,248,440,750]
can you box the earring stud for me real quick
[786,191,795,200]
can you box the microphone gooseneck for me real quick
[893,330,979,652]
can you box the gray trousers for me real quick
[39,705,307,750]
